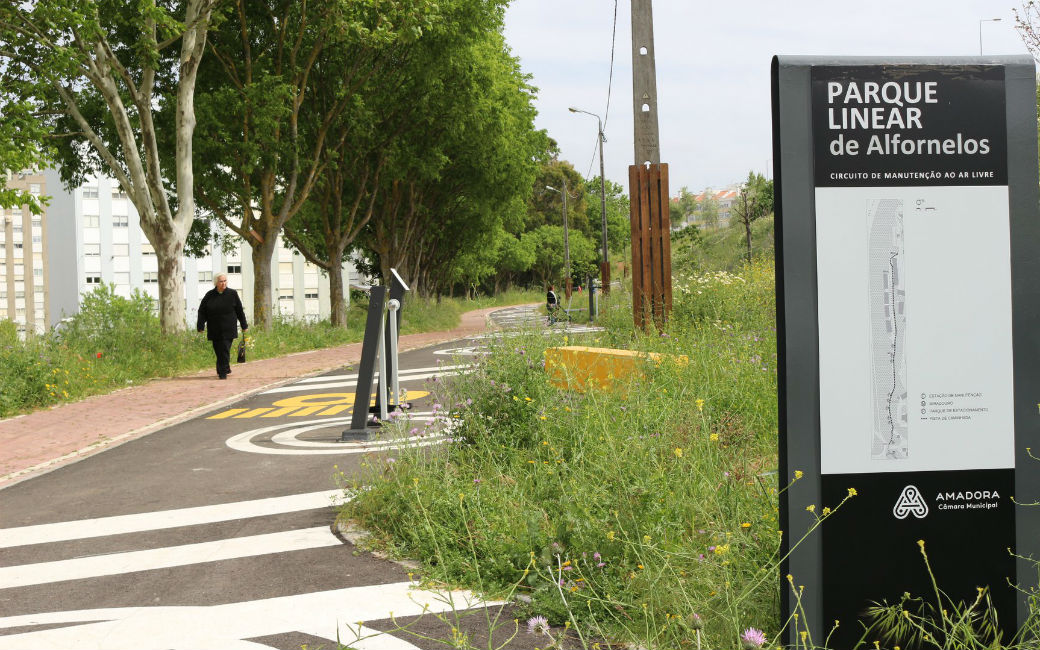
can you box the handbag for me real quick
[236,339,246,363]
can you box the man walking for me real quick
[197,273,248,379]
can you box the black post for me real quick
[341,285,386,440]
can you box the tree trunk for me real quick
[745,221,753,264]
[328,246,347,327]
[151,228,188,331]
[251,237,277,330]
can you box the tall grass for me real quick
[342,260,786,648]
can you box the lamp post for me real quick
[979,17,1002,55]
[569,106,610,294]
[545,181,572,298]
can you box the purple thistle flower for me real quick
[526,615,550,636]
[740,627,767,648]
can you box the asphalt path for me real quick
[0,305,603,650]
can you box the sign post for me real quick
[772,55,1040,647]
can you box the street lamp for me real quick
[545,182,571,298]
[979,17,1002,55]
[569,106,610,294]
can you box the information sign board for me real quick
[772,56,1040,648]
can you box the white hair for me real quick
[213,273,228,287]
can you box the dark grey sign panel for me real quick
[772,55,1040,649]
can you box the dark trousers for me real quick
[212,339,233,377]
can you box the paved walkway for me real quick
[0,305,524,489]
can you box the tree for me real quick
[730,171,774,263]
[584,176,629,256]
[699,191,720,229]
[523,225,595,288]
[0,0,220,333]
[356,17,544,298]
[192,0,428,329]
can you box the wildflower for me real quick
[473,478,481,485]
[696,398,704,411]
[606,531,615,541]
[740,627,768,648]
[794,470,804,480]
[710,433,719,442]
[848,487,858,497]
[674,447,683,458]
[740,522,751,529]
[642,535,651,544]
[526,616,550,636]
[688,612,704,630]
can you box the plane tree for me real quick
[190,0,431,329]
[0,0,221,333]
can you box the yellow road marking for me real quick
[208,409,249,419]
[234,408,274,418]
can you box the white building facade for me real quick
[0,170,351,333]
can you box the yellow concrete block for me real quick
[544,346,686,391]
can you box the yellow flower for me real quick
[794,470,804,480]
[806,504,815,513]
[607,531,615,541]
[673,447,683,458]
[822,507,831,516]
[642,535,651,544]
[848,487,858,497]
[709,433,719,442]
[695,398,704,411]
[740,522,751,529]
[525,397,532,402]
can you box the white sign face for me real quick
[815,185,1015,474]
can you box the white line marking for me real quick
[0,527,341,589]
[291,364,473,384]
[0,582,494,650]
[225,417,459,455]
[0,490,345,549]
[262,369,470,395]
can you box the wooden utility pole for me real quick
[629,0,672,330]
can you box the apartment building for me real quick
[0,171,49,336]
[0,170,349,335]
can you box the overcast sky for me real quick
[503,1,1031,195]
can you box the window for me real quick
[227,264,241,274]
[199,271,212,283]
[29,183,41,196]
[83,215,100,228]
[31,235,41,244]
[84,244,100,256]
[114,272,129,285]
[33,268,42,278]
[112,215,129,228]
[112,188,127,199]
[112,244,129,257]
[82,187,99,199]
[31,216,40,227]
[85,276,101,285]
[278,288,293,301]
[305,291,318,299]
[143,271,158,283]
[141,243,155,256]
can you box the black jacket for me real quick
[197,288,248,341]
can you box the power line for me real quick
[584,0,619,182]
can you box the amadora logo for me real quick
[893,485,929,519]
[934,489,1001,511]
